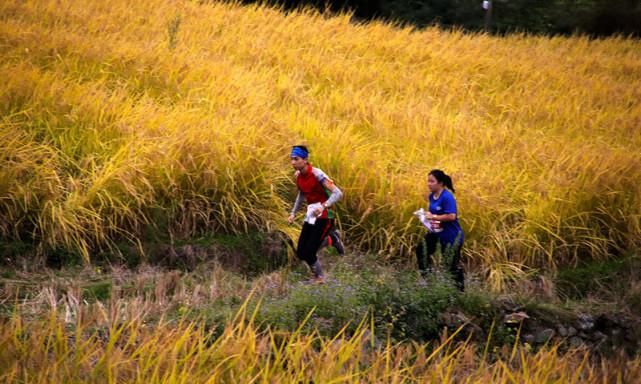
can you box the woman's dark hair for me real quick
[429,169,455,193]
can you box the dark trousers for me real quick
[416,232,465,291]
[297,218,333,266]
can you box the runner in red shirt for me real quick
[288,145,344,283]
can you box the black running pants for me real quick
[297,219,333,266]
[416,232,465,291]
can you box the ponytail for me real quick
[443,174,455,193]
[429,169,456,193]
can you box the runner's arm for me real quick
[431,213,457,222]
[290,191,305,216]
[321,180,343,208]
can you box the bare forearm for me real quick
[432,213,457,222]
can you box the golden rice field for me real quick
[1,0,641,285]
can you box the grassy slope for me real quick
[2,252,641,382]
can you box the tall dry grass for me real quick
[1,0,640,284]
[1,298,640,383]
[2,254,639,382]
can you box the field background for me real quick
[3,0,640,284]
[2,0,641,381]
[1,0,641,270]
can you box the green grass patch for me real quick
[81,280,112,302]
[556,256,637,299]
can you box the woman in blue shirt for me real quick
[416,169,465,291]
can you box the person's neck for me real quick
[300,164,310,175]
[433,188,444,199]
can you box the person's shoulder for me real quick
[312,167,329,180]
[442,189,456,201]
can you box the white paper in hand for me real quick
[413,208,434,232]
[305,202,323,225]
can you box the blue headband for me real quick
[291,147,309,159]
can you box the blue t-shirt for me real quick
[429,189,464,245]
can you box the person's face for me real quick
[427,174,442,193]
[291,156,307,171]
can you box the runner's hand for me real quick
[288,214,295,224]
